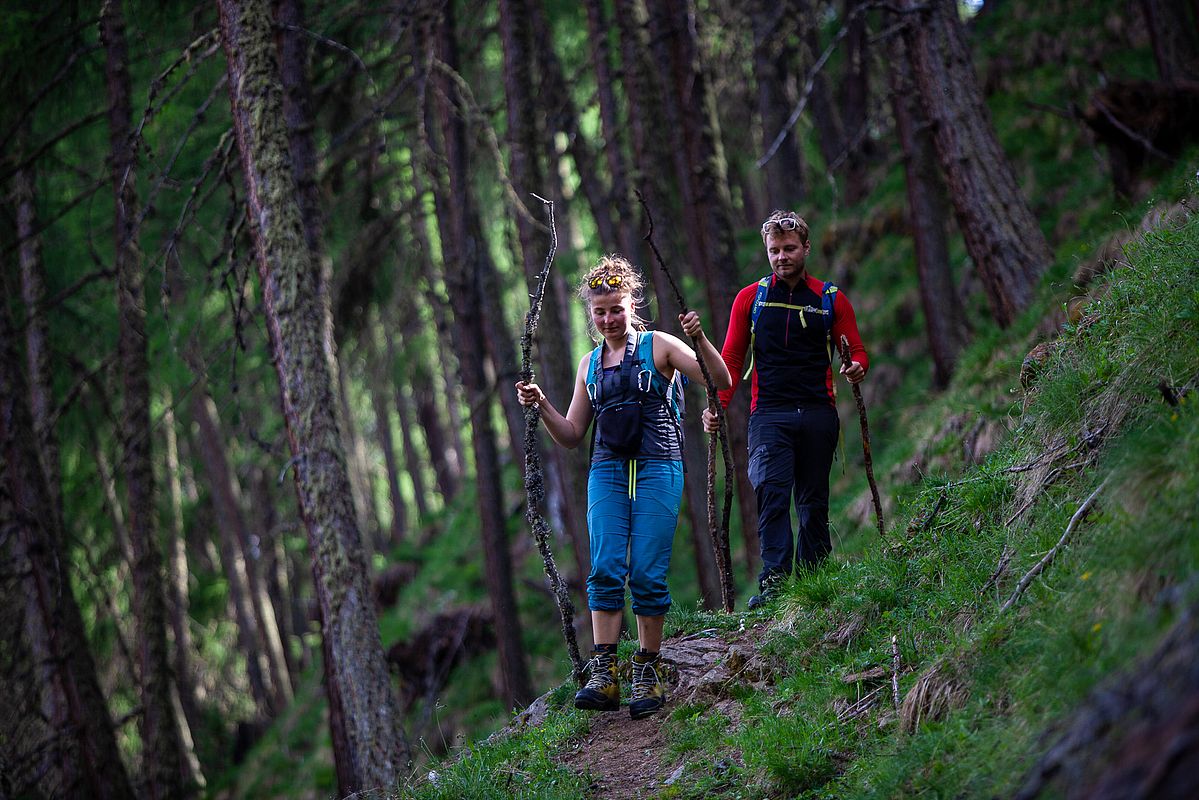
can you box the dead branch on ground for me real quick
[1000,477,1111,614]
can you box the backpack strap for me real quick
[822,281,839,399]
[743,276,772,380]
[634,331,686,422]
[587,335,639,410]
[585,343,603,408]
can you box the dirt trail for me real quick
[551,625,776,799]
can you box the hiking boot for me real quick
[574,647,620,711]
[747,576,783,610]
[628,651,667,720]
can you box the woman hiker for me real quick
[516,254,731,719]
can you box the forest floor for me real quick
[544,625,777,798]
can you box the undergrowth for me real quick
[390,192,1197,800]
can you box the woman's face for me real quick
[590,291,634,339]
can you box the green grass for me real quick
[390,189,1198,799]
[206,0,1198,794]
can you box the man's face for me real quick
[765,230,810,285]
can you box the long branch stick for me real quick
[636,191,735,612]
[838,334,889,543]
[520,194,584,684]
[1000,477,1109,614]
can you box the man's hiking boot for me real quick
[574,647,620,711]
[628,651,667,720]
[747,576,783,610]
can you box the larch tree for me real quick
[1,300,136,800]
[839,0,874,203]
[751,0,806,207]
[498,0,593,606]
[429,0,535,708]
[100,2,191,796]
[886,19,970,386]
[216,0,411,791]
[899,0,1052,326]
[644,0,760,592]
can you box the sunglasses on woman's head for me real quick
[589,274,623,289]
[761,217,800,236]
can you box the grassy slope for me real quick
[218,1,1199,796]
[385,0,1199,796]
[392,196,1197,800]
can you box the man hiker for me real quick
[704,210,869,608]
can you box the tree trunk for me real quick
[793,0,846,172]
[839,0,873,203]
[381,319,431,522]
[900,0,1052,326]
[529,0,618,254]
[12,146,63,527]
[643,0,741,332]
[752,0,806,207]
[369,339,408,546]
[583,0,645,263]
[275,0,385,569]
[337,362,385,555]
[643,0,760,585]
[252,465,301,689]
[498,0,592,595]
[1139,0,1199,84]
[101,3,190,795]
[887,18,970,387]
[160,393,208,784]
[1,302,136,800]
[432,1,534,708]
[190,392,289,716]
[399,146,461,509]
[217,0,411,790]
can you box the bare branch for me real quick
[758,0,923,168]
[430,57,544,231]
[638,191,736,612]
[0,110,106,185]
[1000,477,1110,614]
[0,43,102,153]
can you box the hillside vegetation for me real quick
[216,0,1199,796]
[382,181,1197,800]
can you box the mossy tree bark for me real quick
[886,16,970,387]
[101,2,190,796]
[1,302,136,800]
[217,0,411,791]
[900,0,1052,327]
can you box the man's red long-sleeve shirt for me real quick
[717,272,869,412]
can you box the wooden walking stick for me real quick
[520,193,585,685]
[838,334,889,543]
[637,191,736,612]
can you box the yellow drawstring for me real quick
[627,459,637,500]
